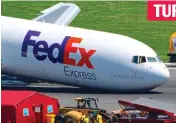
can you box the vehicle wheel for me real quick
[54,114,65,123]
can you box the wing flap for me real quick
[33,2,80,26]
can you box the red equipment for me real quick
[117,97,176,123]
[1,90,59,123]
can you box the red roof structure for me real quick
[2,90,59,123]
[2,90,36,106]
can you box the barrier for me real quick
[46,114,56,123]
[165,63,176,67]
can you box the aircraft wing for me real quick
[32,2,81,26]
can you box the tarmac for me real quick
[1,68,176,112]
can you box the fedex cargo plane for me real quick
[1,3,170,92]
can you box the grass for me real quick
[2,1,176,62]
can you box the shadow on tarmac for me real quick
[1,74,163,94]
[1,85,162,94]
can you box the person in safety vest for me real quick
[80,114,86,122]
[81,115,89,123]
[90,110,103,123]
[96,114,103,123]
[83,115,89,123]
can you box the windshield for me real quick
[87,100,98,109]
[156,56,162,62]
[147,57,157,62]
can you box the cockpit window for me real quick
[139,56,146,63]
[132,56,146,64]
[132,56,138,64]
[147,57,157,62]
[156,56,162,62]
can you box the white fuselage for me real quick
[1,16,170,92]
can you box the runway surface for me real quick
[2,68,176,112]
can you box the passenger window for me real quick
[132,56,138,64]
[139,56,146,63]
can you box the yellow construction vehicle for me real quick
[52,97,113,123]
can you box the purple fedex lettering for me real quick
[22,30,49,61]
[21,30,70,63]
[21,30,96,69]
[21,30,40,57]
[33,41,48,61]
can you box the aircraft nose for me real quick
[153,65,170,86]
[159,68,170,81]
